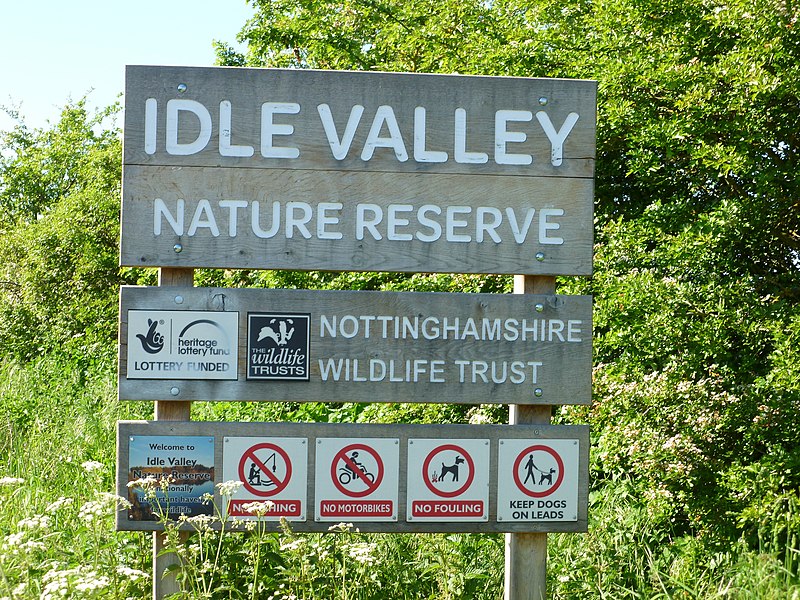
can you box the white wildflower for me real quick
[81,460,105,473]
[216,480,244,496]
[280,538,304,552]
[74,572,111,592]
[242,500,274,516]
[78,493,127,524]
[21,540,46,551]
[116,566,150,580]
[0,476,24,486]
[46,496,74,513]
[80,500,105,523]
[18,515,50,530]
[185,513,217,531]
[2,532,25,555]
[468,410,491,424]
[127,475,159,489]
[346,542,378,565]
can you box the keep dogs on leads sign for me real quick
[116,421,589,533]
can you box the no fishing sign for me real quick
[222,437,308,521]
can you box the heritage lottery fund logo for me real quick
[126,310,238,380]
[248,313,311,380]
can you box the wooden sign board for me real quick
[121,66,595,275]
[118,286,592,405]
[117,420,590,534]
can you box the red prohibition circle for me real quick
[238,443,292,497]
[422,444,475,498]
[331,443,384,498]
[512,445,565,498]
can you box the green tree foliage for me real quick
[220,0,800,555]
[0,102,140,360]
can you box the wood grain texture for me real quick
[124,66,596,178]
[116,420,589,534]
[505,274,556,600]
[118,286,592,405]
[120,166,593,274]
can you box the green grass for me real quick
[0,356,798,599]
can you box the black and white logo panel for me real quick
[247,313,311,380]
[127,310,239,380]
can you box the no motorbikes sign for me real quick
[315,438,399,522]
[117,421,588,533]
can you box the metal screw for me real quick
[538,96,548,106]
[177,83,187,93]
[535,303,544,313]
[174,295,184,304]
[534,388,543,397]
[173,243,183,253]
[170,387,180,396]
[535,252,545,262]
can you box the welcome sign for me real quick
[121,66,596,275]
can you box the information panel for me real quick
[119,286,592,405]
[116,421,589,533]
[121,66,595,275]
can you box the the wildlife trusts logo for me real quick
[247,312,310,380]
[136,318,165,354]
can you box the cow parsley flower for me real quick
[18,514,51,530]
[216,480,244,496]
[81,460,105,473]
[241,500,274,516]
[346,542,378,565]
[45,496,74,513]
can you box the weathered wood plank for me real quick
[118,286,592,405]
[124,66,596,178]
[116,420,590,534]
[121,66,595,275]
[120,166,593,274]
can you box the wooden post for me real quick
[504,274,555,600]
[153,267,193,600]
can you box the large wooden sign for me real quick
[119,286,592,405]
[121,66,595,275]
[117,420,590,533]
